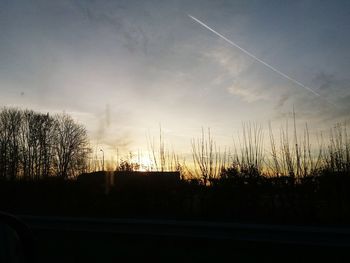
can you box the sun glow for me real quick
[133,155,153,172]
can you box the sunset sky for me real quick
[1,0,349,161]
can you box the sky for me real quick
[0,0,349,162]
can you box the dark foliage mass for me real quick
[1,170,350,224]
[0,108,90,180]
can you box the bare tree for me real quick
[192,128,226,185]
[52,114,89,179]
[0,108,22,180]
[0,108,91,180]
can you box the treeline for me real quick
[0,108,90,180]
[187,122,350,185]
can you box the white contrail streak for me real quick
[188,14,321,97]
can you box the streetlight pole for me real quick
[100,148,109,195]
[100,149,104,171]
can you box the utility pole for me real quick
[100,149,104,171]
[100,148,109,195]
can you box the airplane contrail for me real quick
[188,14,321,97]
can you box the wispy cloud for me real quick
[227,83,264,103]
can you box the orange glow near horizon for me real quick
[134,155,153,172]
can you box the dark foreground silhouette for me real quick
[1,170,350,225]
[2,171,350,262]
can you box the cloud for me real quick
[227,82,265,103]
[310,72,350,120]
[271,71,350,127]
[313,72,336,92]
[205,46,251,76]
[274,93,291,110]
[204,46,267,102]
[78,3,149,55]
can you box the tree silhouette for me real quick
[53,114,89,179]
[0,108,90,180]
